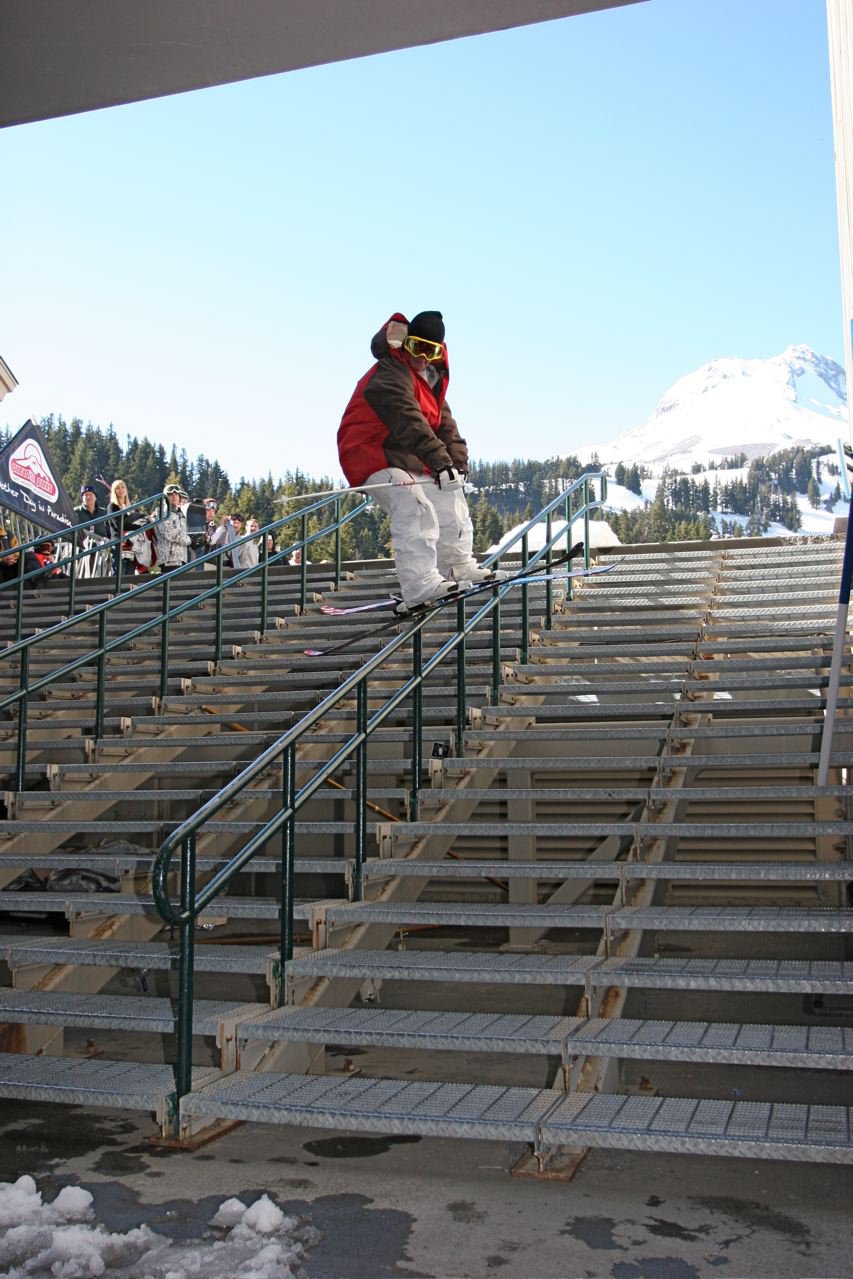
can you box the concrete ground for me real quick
[0,1096,849,1279]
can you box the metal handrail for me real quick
[0,492,171,642]
[0,492,369,790]
[151,472,605,1112]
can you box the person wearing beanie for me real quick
[338,310,502,613]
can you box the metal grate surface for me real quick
[239,1006,576,1054]
[0,1053,219,1108]
[608,906,853,934]
[2,937,282,973]
[539,1094,853,1163]
[326,901,609,929]
[0,991,264,1035]
[285,948,599,987]
[566,1019,853,1069]
[182,1071,557,1140]
[588,956,853,994]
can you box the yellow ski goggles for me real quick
[403,335,444,362]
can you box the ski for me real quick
[320,543,586,617]
[303,555,617,658]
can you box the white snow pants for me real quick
[365,468,481,607]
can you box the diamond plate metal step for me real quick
[176,1071,853,1161]
[622,861,853,883]
[539,1093,853,1163]
[362,859,621,882]
[0,1053,220,1110]
[363,858,853,885]
[564,1018,853,1069]
[181,1071,559,1141]
[587,956,853,995]
[607,906,853,935]
[2,936,282,974]
[0,990,266,1034]
[284,949,853,996]
[324,901,610,929]
[284,948,600,988]
[238,1006,576,1054]
[381,820,853,841]
[236,1008,853,1070]
[0,853,353,877]
[0,892,338,920]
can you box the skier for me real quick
[338,310,502,614]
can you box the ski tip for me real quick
[303,648,323,657]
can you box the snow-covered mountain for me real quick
[579,345,847,471]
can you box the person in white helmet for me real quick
[338,310,501,614]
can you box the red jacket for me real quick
[337,313,470,488]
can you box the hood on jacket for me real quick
[370,313,449,372]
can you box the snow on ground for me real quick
[600,481,646,513]
[491,517,620,554]
[0,1175,316,1279]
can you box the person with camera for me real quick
[338,310,500,614]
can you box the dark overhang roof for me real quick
[1,0,644,128]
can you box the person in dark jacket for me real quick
[73,484,105,527]
[0,528,41,588]
[338,310,501,613]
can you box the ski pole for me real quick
[275,477,437,502]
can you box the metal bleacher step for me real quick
[177,1071,853,1162]
[0,819,381,836]
[0,990,266,1034]
[361,859,621,883]
[379,819,853,844]
[362,858,853,886]
[606,905,853,935]
[621,861,853,884]
[284,948,853,997]
[322,901,609,930]
[285,948,600,988]
[234,1006,853,1070]
[424,784,849,804]
[238,1005,574,1055]
[560,1017,853,1069]
[537,1093,853,1164]
[51,786,406,802]
[2,936,283,974]
[438,752,853,775]
[0,853,354,878]
[0,1053,221,1111]
[0,891,340,920]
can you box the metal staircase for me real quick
[0,489,851,1169]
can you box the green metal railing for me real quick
[0,492,172,642]
[151,472,605,1117]
[0,492,368,791]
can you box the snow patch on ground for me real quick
[0,1175,316,1279]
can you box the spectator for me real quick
[239,516,261,568]
[73,484,105,527]
[107,479,137,576]
[0,527,41,588]
[154,484,191,573]
[72,484,107,576]
[32,540,67,580]
[207,505,240,569]
[228,512,246,568]
[202,498,219,547]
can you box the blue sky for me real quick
[0,0,843,484]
